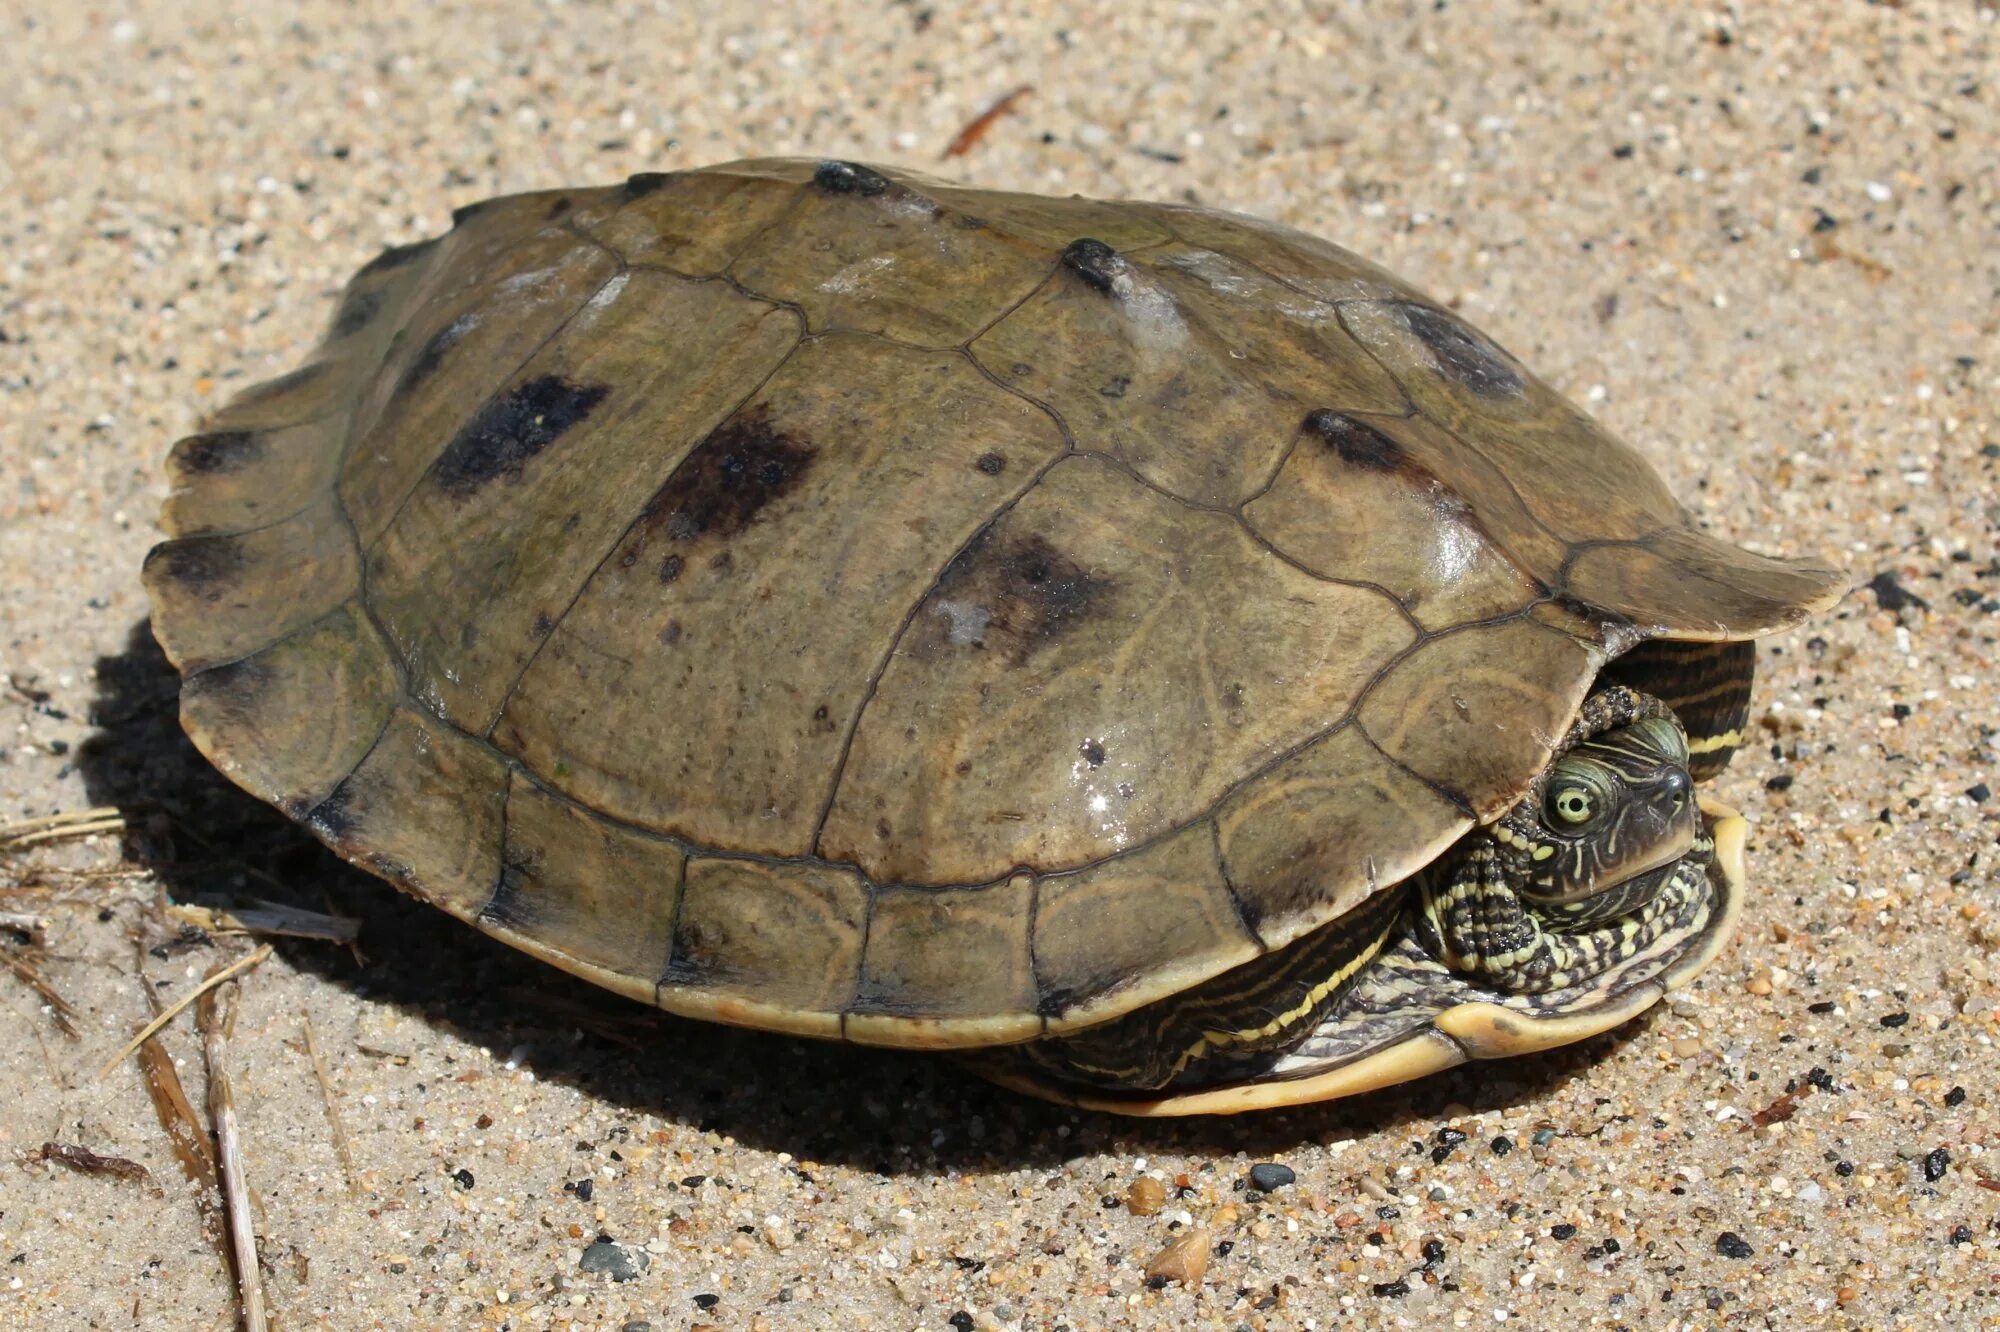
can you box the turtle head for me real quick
[1493,688,1699,922]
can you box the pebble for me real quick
[1922,1147,1950,1183]
[1715,1232,1755,1259]
[1248,1162,1296,1192]
[1126,1176,1167,1216]
[1142,1227,1210,1288]
[579,1238,648,1282]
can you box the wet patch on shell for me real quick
[1396,304,1524,397]
[433,375,611,499]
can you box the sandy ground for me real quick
[2,2,1996,1328]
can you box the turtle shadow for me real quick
[80,618,1648,1176]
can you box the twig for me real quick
[2,950,80,1037]
[94,944,272,1080]
[0,808,128,851]
[301,1013,358,1196]
[21,1141,157,1192]
[132,942,224,1246]
[942,84,1034,158]
[200,970,267,1332]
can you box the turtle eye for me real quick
[1546,785,1597,828]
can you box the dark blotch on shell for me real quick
[1399,303,1525,397]
[923,530,1113,664]
[434,375,610,499]
[397,313,479,395]
[329,286,385,339]
[355,238,437,279]
[306,782,360,841]
[620,172,674,201]
[173,430,264,476]
[813,160,893,197]
[976,452,1007,476]
[1061,238,1124,294]
[1302,410,1405,472]
[451,198,496,228]
[148,535,245,590]
[633,406,816,551]
[482,849,544,931]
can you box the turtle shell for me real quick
[144,158,1844,1051]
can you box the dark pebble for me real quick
[1923,1147,1950,1182]
[1764,773,1794,792]
[1551,1223,1577,1241]
[578,1239,647,1281]
[1807,1066,1836,1091]
[1968,783,1992,804]
[1945,1086,1967,1107]
[1247,1162,1295,1191]
[569,1178,594,1202]
[1951,1225,1974,1245]
[1879,1012,1910,1028]
[680,1174,706,1188]
[1866,570,1928,613]
[949,1315,974,1332]
[1835,1160,1855,1176]
[1372,1279,1410,1298]
[692,1292,720,1310]
[452,1168,475,1191]
[1532,1128,1557,1146]
[1715,1231,1754,1259]
[1422,1238,1447,1265]
[1807,1000,1837,1014]
[1490,1135,1514,1156]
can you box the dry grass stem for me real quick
[94,943,272,1080]
[200,971,267,1332]
[300,1013,358,1195]
[0,808,128,851]
[2,951,80,1038]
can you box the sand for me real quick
[1,1,1995,1328]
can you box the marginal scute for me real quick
[499,336,1064,857]
[162,420,346,537]
[1152,203,1428,304]
[367,270,800,734]
[662,857,869,1039]
[820,455,1417,885]
[1244,410,1542,628]
[1357,618,1603,819]
[143,496,359,673]
[978,242,1407,506]
[308,707,508,921]
[1565,526,1846,639]
[849,875,1040,1045]
[1032,822,1256,1031]
[177,604,398,816]
[485,772,685,990]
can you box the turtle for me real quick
[144,158,1843,1116]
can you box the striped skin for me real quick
[1601,639,1755,781]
